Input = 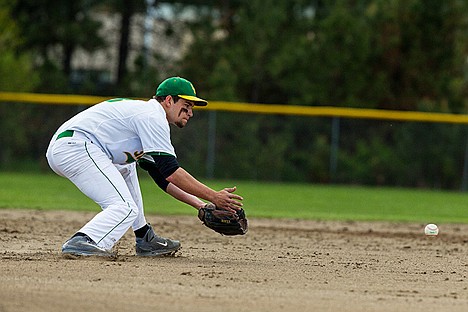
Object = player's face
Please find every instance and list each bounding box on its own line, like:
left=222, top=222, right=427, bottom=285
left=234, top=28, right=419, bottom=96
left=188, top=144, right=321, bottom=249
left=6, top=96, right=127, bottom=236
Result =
left=173, top=98, right=195, bottom=128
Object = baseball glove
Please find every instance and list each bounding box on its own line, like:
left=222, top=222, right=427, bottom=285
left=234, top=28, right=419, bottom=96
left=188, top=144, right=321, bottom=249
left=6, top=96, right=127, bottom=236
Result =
left=198, top=203, right=248, bottom=236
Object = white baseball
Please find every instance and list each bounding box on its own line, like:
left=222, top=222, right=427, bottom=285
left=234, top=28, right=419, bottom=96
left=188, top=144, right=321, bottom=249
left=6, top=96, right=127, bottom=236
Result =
left=424, top=224, right=439, bottom=236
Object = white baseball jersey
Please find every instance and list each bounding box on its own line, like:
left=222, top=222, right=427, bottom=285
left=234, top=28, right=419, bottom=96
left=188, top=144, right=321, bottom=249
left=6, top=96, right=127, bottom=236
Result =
left=54, top=98, right=176, bottom=164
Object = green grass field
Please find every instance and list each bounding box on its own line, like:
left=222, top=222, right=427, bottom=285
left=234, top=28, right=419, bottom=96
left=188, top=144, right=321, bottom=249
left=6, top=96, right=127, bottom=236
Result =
left=0, top=172, right=466, bottom=223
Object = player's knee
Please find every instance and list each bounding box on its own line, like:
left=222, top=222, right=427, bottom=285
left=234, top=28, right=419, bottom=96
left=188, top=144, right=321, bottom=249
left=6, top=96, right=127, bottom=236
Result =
left=102, top=201, right=139, bottom=223
left=115, top=163, right=137, bottom=179
left=126, top=201, right=139, bottom=218
left=112, top=201, right=139, bottom=222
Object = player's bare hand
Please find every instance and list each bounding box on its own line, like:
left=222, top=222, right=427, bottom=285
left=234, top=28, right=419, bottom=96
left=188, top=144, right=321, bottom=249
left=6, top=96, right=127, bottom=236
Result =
left=212, top=186, right=243, bottom=213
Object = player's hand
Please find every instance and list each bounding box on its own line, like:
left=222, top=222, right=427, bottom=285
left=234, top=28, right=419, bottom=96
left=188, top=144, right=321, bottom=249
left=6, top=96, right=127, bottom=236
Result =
left=212, top=186, right=243, bottom=213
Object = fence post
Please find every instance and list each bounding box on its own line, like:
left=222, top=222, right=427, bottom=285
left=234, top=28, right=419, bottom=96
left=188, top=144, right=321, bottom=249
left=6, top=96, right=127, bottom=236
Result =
left=330, top=117, right=340, bottom=183
left=462, top=131, right=468, bottom=192
left=206, top=111, right=217, bottom=179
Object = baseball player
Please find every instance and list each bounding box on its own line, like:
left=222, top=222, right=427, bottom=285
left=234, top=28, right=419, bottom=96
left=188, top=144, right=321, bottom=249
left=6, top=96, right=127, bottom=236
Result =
left=46, top=77, right=243, bottom=257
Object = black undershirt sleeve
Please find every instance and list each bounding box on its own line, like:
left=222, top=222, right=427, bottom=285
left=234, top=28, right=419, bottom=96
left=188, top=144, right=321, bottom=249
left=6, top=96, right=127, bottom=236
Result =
left=137, top=154, right=180, bottom=192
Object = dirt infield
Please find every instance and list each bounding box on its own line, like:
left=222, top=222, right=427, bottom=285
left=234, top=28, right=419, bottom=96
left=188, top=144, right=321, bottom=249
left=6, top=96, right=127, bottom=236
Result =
left=1, top=209, right=467, bottom=312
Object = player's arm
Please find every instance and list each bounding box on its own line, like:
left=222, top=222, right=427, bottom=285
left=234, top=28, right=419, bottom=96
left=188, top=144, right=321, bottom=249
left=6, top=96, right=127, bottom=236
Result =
left=167, top=167, right=243, bottom=212
left=166, top=183, right=206, bottom=209
left=138, top=155, right=205, bottom=209
left=142, top=153, right=243, bottom=212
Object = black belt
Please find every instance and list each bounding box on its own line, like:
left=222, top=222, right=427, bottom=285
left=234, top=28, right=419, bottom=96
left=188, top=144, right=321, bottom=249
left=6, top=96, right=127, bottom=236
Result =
left=56, top=130, right=74, bottom=140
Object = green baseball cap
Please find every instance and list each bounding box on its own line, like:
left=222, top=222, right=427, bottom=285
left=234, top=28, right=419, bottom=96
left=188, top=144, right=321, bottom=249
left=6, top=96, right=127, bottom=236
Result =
left=156, top=77, right=208, bottom=106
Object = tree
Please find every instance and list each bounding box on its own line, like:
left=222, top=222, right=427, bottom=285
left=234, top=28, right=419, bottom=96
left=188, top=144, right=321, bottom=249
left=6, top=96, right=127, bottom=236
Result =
left=103, top=0, right=146, bottom=88
left=12, top=0, right=105, bottom=92
left=367, top=0, right=468, bottom=112
left=0, top=0, right=38, bottom=92
left=0, top=0, right=39, bottom=167
left=170, top=0, right=468, bottom=187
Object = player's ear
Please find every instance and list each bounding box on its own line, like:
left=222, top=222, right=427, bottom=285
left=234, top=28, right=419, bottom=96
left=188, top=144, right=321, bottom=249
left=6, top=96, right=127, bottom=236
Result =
left=163, top=95, right=173, bottom=107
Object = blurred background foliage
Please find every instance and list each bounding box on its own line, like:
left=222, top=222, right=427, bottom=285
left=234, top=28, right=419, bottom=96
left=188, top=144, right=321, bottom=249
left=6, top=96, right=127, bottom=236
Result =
left=0, top=0, right=467, bottom=190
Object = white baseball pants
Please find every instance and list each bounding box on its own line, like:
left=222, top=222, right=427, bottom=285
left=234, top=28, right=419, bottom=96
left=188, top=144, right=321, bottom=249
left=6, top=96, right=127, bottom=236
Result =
left=46, top=131, right=147, bottom=250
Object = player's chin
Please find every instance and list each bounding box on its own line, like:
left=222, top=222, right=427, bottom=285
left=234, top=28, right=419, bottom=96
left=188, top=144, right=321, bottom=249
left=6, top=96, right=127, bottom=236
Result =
left=175, top=120, right=188, bottom=128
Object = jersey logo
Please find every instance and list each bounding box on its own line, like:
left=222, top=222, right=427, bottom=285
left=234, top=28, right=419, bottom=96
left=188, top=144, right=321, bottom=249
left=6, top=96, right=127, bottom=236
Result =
left=124, top=150, right=144, bottom=163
